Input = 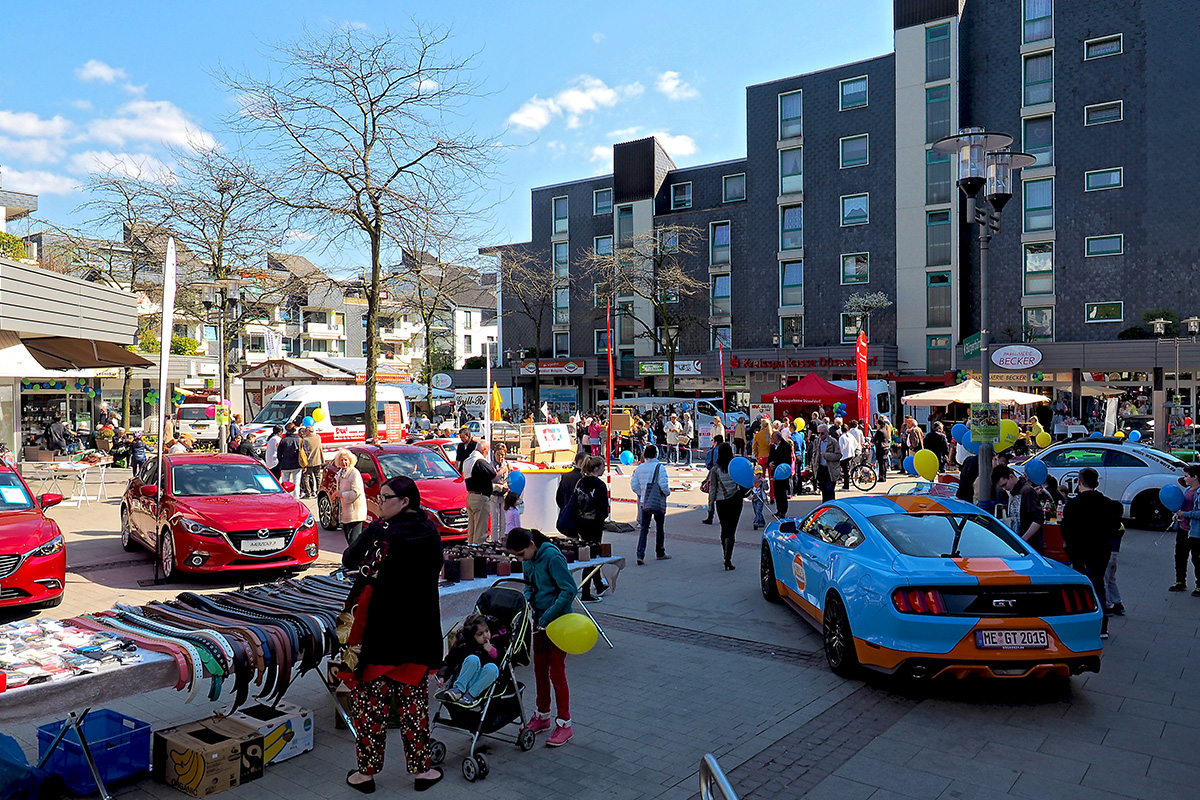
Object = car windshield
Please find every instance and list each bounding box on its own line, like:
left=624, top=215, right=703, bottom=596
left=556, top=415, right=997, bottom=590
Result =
left=0, top=474, right=33, bottom=511
left=378, top=451, right=460, bottom=480
left=177, top=407, right=209, bottom=421
left=872, top=513, right=1030, bottom=558
left=252, top=400, right=299, bottom=426
left=171, top=463, right=284, bottom=496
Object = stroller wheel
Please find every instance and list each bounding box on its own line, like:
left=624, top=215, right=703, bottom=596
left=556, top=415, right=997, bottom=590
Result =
left=475, top=753, right=490, bottom=779
left=429, top=740, right=446, bottom=766
left=462, top=756, right=478, bottom=782
left=518, top=727, right=536, bottom=751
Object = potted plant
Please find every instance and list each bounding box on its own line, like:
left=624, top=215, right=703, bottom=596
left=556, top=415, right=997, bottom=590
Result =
left=95, top=425, right=115, bottom=452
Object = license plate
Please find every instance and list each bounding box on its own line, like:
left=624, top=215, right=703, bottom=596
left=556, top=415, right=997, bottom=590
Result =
left=240, top=537, right=285, bottom=553
left=975, top=629, right=1049, bottom=649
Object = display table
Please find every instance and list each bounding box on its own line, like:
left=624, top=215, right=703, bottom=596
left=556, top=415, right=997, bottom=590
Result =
left=27, top=458, right=113, bottom=506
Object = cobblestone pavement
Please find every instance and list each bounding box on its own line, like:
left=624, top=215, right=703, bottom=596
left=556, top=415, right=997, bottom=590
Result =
left=5, top=466, right=1199, bottom=799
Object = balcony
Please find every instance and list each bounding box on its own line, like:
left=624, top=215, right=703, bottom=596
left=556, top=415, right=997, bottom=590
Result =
left=305, top=321, right=346, bottom=339
left=301, top=348, right=342, bottom=359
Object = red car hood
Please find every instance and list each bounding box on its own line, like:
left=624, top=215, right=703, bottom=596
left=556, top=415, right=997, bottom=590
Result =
left=173, top=493, right=309, bottom=530
left=415, top=478, right=468, bottom=510
left=0, top=511, right=59, bottom=553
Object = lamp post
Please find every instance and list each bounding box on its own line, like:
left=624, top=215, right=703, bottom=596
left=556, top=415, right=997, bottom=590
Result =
left=933, top=127, right=1036, bottom=507
left=201, top=279, right=241, bottom=452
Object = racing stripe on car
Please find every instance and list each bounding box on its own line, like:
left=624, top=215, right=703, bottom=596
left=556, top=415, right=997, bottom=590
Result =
left=884, top=495, right=952, bottom=514
left=777, top=581, right=824, bottom=625
left=953, top=557, right=1033, bottom=586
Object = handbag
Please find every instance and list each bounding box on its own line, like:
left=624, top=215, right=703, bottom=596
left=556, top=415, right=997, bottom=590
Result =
left=700, top=468, right=712, bottom=494
left=334, top=535, right=389, bottom=678
left=298, top=443, right=309, bottom=468
left=556, top=489, right=578, bottom=535
left=642, top=464, right=667, bottom=513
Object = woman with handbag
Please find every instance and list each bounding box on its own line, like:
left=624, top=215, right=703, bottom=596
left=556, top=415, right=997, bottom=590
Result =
left=341, top=475, right=445, bottom=793
left=334, top=449, right=367, bottom=546
left=710, top=443, right=745, bottom=570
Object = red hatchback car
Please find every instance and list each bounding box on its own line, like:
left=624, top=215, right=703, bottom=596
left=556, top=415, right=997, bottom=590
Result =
left=121, top=453, right=319, bottom=580
left=0, top=464, right=65, bottom=610
left=317, top=444, right=468, bottom=542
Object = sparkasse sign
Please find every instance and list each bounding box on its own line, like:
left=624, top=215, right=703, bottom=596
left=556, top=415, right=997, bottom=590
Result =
left=991, top=344, right=1043, bottom=370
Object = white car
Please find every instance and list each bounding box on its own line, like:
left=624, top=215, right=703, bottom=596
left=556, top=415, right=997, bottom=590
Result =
left=1016, top=440, right=1187, bottom=529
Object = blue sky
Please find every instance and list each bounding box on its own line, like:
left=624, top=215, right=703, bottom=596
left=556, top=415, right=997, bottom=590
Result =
left=0, top=0, right=894, bottom=272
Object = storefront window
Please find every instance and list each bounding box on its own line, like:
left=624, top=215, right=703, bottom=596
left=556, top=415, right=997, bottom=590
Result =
left=0, top=384, right=14, bottom=453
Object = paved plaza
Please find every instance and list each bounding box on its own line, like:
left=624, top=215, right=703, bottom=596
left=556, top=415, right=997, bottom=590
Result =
left=5, top=465, right=1200, bottom=799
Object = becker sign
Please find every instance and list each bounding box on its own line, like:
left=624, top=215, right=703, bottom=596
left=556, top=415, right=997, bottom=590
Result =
left=991, top=344, right=1043, bottom=370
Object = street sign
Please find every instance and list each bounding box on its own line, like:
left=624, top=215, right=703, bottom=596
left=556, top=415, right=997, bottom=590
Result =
left=963, top=332, right=982, bottom=360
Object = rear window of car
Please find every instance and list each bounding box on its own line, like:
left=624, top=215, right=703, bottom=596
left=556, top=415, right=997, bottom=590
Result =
left=0, top=473, right=33, bottom=510
left=872, top=513, right=1030, bottom=558
left=378, top=452, right=459, bottom=481
left=177, top=407, right=209, bottom=421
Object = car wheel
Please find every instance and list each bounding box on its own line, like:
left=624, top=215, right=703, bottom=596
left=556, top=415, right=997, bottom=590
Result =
left=120, top=506, right=139, bottom=552
left=1134, top=491, right=1171, bottom=531
left=160, top=528, right=176, bottom=580
left=317, top=493, right=338, bottom=531
left=760, top=542, right=780, bottom=603
left=823, top=594, right=858, bottom=677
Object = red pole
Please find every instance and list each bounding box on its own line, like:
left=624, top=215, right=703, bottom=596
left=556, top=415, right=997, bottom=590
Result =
left=606, top=297, right=614, bottom=467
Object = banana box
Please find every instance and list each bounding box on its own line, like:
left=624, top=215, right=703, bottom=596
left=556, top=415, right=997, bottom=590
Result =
left=152, top=717, right=264, bottom=797
left=226, top=701, right=314, bottom=765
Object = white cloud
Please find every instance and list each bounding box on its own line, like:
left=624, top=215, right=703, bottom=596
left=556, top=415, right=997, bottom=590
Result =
left=411, top=77, right=439, bottom=94
left=285, top=229, right=318, bottom=243
left=67, top=150, right=175, bottom=182
left=590, top=146, right=612, bottom=166
left=0, top=110, right=72, bottom=138
left=70, top=99, right=94, bottom=111
left=507, top=97, right=558, bottom=132
left=507, top=76, right=643, bottom=132
left=649, top=131, right=697, bottom=157
left=656, top=71, right=699, bottom=101
left=88, top=100, right=216, bottom=150
left=77, top=59, right=128, bottom=84
left=1, top=168, right=78, bottom=195
left=606, top=126, right=643, bottom=140
left=0, top=136, right=66, bottom=164
left=592, top=32, right=605, bottom=44
left=546, top=140, right=566, bottom=156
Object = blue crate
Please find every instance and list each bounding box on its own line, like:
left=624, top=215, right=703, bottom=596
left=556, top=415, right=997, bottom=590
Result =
left=37, top=709, right=151, bottom=795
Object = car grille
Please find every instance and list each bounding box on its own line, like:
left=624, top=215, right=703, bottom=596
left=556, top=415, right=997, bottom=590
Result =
left=939, top=585, right=1095, bottom=617
left=437, top=509, right=468, bottom=530
left=0, top=554, right=21, bottom=580
left=0, top=587, right=30, bottom=600
left=226, top=528, right=296, bottom=553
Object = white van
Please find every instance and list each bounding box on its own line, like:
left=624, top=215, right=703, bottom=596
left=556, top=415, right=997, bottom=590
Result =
left=175, top=404, right=221, bottom=443
left=598, top=396, right=749, bottom=448
left=829, top=379, right=894, bottom=425
left=242, top=384, right=411, bottom=452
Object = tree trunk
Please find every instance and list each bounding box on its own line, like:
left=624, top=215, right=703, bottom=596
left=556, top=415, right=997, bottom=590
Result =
left=121, top=367, right=133, bottom=428
left=666, top=339, right=676, bottom=396
left=365, top=233, right=381, bottom=440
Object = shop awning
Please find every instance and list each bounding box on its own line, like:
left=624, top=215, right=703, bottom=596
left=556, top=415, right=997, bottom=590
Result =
left=901, top=379, right=1048, bottom=406
left=21, top=336, right=153, bottom=371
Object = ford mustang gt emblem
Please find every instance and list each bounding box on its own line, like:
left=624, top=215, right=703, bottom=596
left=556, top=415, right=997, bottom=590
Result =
left=992, top=599, right=1016, bottom=608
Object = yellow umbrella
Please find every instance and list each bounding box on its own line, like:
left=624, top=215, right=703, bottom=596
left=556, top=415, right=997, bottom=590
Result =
left=490, top=382, right=503, bottom=421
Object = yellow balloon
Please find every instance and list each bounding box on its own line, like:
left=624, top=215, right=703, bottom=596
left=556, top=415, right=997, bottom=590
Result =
left=995, top=418, right=1020, bottom=452
left=544, top=613, right=599, bottom=655
left=1115, top=431, right=1126, bottom=439
left=312, top=407, right=327, bottom=422
left=795, top=418, right=805, bottom=432
left=913, top=449, right=940, bottom=482
left=1035, top=432, right=1052, bottom=448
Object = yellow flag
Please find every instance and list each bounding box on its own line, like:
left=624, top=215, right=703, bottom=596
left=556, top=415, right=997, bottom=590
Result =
left=491, top=382, right=503, bottom=421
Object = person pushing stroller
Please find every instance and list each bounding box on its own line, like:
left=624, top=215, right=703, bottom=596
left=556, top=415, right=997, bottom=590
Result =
left=435, top=614, right=503, bottom=706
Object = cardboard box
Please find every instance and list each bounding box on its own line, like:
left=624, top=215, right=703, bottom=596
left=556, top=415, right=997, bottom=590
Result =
left=23, top=447, right=55, bottom=462
left=226, top=702, right=313, bottom=765
left=153, top=717, right=263, bottom=797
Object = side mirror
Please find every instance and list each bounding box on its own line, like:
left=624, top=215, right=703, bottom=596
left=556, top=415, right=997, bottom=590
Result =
left=139, top=485, right=159, bottom=499
left=282, top=481, right=296, bottom=492
left=362, top=474, right=376, bottom=485
left=39, top=493, right=63, bottom=509
left=779, top=519, right=798, bottom=535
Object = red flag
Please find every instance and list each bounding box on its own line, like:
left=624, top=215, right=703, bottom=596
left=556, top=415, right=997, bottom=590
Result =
left=719, top=342, right=726, bottom=416
left=855, top=332, right=869, bottom=423
left=606, top=297, right=615, bottom=466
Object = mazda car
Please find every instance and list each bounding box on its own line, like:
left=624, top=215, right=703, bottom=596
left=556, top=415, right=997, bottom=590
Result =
left=0, top=465, right=65, bottom=610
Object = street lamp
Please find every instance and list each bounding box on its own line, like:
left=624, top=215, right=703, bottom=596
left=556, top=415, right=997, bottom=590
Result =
left=933, top=127, right=1036, bottom=508
left=201, top=279, right=241, bottom=452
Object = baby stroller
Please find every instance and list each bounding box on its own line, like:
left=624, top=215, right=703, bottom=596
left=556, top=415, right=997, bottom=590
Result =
left=429, top=579, right=534, bottom=782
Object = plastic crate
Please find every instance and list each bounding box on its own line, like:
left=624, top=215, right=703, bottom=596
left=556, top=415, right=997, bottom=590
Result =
left=38, top=709, right=151, bottom=795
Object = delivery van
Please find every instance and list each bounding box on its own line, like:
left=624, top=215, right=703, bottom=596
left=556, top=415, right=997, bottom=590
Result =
left=242, top=384, right=411, bottom=452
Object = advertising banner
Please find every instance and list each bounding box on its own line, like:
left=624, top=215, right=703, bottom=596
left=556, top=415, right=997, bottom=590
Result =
left=970, top=403, right=1001, bottom=443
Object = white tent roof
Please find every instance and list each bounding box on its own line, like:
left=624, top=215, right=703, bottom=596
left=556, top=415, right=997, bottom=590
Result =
left=902, top=379, right=1049, bottom=406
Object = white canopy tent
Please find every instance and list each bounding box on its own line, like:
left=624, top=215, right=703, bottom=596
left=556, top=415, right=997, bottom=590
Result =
left=902, top=379, right=1049, bottom=406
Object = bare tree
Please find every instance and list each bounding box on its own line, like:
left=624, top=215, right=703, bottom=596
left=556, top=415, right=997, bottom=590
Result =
left=842, top=291, right=894, bottom=342
left=582, top=224, right=709, bottom=395
left=488, top=243, right=552, bottom=407
left=219, top=23, right=497, bottom=439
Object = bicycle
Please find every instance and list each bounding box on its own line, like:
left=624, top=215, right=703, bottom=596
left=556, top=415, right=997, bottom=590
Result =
left=848, top=450, right=878, bottom=492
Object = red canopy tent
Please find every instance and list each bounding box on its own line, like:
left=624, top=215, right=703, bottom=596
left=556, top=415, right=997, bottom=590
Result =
left=761, top=373, right=859, bottom=418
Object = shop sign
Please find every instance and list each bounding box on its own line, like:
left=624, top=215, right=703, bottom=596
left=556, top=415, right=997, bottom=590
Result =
left=730, top=355, right=878, bottom=370
left=970, top=403, right=1001, bottom=443
left=519, top=360, right=584, bottom=376
left=749, top=402, right=775, bottom=420
left=963, top=332, right=982, bottom=360
left=638, top=359, right=702, bottom=376
left=991, top=344, right=1042, bottom=370
left=93, top=368, right=122, bottom=378
left=356, top=371, right=413, bottom=384
left=432, top=372, right=453, bottom=389
left=674, top=375, right=745, bottom=390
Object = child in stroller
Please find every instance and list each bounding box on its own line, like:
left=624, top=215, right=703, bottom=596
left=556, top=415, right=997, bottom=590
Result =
left=435, top=614, right=502, bottom=706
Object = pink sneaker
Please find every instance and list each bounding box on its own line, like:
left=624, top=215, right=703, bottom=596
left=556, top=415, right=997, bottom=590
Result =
left=546, top=720, right=573, bottom=747
left=526, top=714, right=553, bottom=734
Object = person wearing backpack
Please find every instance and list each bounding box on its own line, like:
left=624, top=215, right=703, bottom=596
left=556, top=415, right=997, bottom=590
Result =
left=630, top=444, right=672, bottom=566
left=573, top=456, right=610, bottom=601
left=555, top=451, right=588, bottom=537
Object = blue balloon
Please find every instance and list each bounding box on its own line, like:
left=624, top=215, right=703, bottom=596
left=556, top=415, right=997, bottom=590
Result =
left=951, top=423, right=969, bottom=443
left=1024, top=458, right=1048, bottom=485
left=1129, top=430, right=1142, bottom=442
left=903, top=455, right=917, bottom=476
left=620, top=450, right=635, bottom=465
left=774, top=463, right=793, bottom=481
left=681, top=402, right=690, bottom=411
left=962, top=429, right=981, bottom=455
left=508, top=469, right=526, bottom=496
left=302, top=415, right=315, bottom=427
left=1089, top=431, right=1102, bottom=438
left=729, top=456, right=755, bottom=488
left=1160, top=483, right=1185, bottom=513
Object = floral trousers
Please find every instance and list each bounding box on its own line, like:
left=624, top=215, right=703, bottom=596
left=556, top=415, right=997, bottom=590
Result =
left=350, top=675, right=432, bottom=775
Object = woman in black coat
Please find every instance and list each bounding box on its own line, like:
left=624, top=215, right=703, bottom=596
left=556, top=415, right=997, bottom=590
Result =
left=342, top=475, right=445, bottom=793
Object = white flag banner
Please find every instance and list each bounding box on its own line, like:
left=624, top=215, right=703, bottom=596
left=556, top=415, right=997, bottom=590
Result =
left=265, top=329, right=284, bottom=359
left=540, top=402, right=549, bottom=420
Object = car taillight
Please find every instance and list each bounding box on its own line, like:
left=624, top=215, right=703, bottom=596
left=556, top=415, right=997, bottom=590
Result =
left=1061, top=586, right=1097, bottom=614
left=892, top=588, right=947, bottom=615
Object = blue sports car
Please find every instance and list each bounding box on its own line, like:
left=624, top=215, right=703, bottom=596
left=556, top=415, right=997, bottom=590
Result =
left=760, top=494, right=1103, bottom=679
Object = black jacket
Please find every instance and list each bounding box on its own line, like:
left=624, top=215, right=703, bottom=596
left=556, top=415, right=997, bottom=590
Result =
left=556, top=468, right=582, bottom=509
left=342, top=511, right=445, bottom=669
left=276, top=433, right=303, bottom=470
left=455, top=439, right=476, bottom=471
left=573, top=475, right=610, bottom=539
left=465, top=457, right=497, bottom=495
left=956, top=456, right=978, bottom=503
left=768, top=440, right=793, bottom=473
left=1061, top=489, right=1121, bottom=564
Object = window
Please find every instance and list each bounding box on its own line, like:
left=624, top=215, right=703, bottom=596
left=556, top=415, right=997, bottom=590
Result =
left=594, top=329, right=609, bottom=353
left=1084, top=101, right=1123, bottom=126
left=926, top=150, right=952, bottom=204
left=780, top=205, right=803, bottom=250
left=463, top=334, right=473, bottom=351
left=361, top=341, right=368, bottom=356
left=616, top=205, right=634, bottom=246
left=781, top=316, right=804, bottom=348
left=926, top=23, right=951, bottom=82
left=927, top=335, right=952, bottom=374
left=361, top=317, right=368, bottom=329
left=593, top=282, right=605, bottom=308
left=1040, top=447, right=1105, bottom=469
left=840, top=135, right=868, bottom=169
left=552, top=196, right=568, bottom=235
left=593, top=188, right=612, bottom=214
left=779, top=90, right=803, bottom=139
left=658, top=229, right=679, bottom=253
left=671, top=182, right=692, bottom=210
left=926, top=85, right=950, bottom=143
left=1085, top=234, right=1124, bottom=256
left=840, top=76, right=868, bottom=110
left=841, top=193, right=869, bottom=226
left=1023, top=115, right=1054, bottom=167
left=1085, top=167, right=1123, bottom=191
left=1023, top=178, right=1054, bottom=232
left=463, top=311, right=472, bottom=329
left=1085, top=34, right=1122, bottom=60
left=1024, top=243, right=1054, bottom=295
left=780, top=147, right=803, bottom=194
left=840, top=313, right=868, bottom=344
left=927, top=271, right=952, bottom=327
left=1024, top=0, right=1052, bottom=42
left=1024, top=307, right=1054, bottom=342
left=594, top=235, right=613, bottom=256
left=554, top=287, right=569, bottom=324
left=1023, top=52, right=1053, bottom=106
left=841, top=253, right=869, bottom=285
left=553, top=241, right=569, bottom=278
left=617, top=301, right=634, bottom=345
left=307, top=338, right=329, bottom=353
left=1086, top=301, right=1124, bottom=323
left=248, top=335, right=265, bottom=351
left=655, top=326, right=678, bottom=354
left=710, top=221, right=730, bottom=265
left=723, top=173, right=746, bottom=202
left=926, top=210, right=951, bottom=265
left=780, top=261, right=804, bottom=307
left=553, top=332, right=569, bottom=357
left=712, top=326, right=732, bottom=349
left=711, top=274, right=731, bottom=317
